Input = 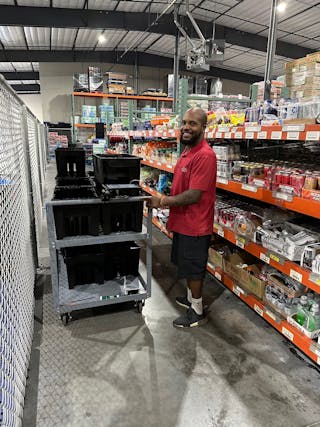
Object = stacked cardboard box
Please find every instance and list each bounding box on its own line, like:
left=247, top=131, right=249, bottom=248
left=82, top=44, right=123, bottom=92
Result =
left=106, top=72, right=127, bottom=94
left=253, top=80, right=285, bottom=101
left=286, top=52, right=320, bottom=100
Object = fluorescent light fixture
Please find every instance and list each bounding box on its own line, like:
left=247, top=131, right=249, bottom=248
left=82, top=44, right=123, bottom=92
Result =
left=98, top=34, right=106, bottom=43
left=277, top=2, right=286, bottom=12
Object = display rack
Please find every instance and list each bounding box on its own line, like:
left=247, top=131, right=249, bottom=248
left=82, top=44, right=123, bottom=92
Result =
left=140, top=146, right=320, bottom=365
left=46, top=198, right=153, bottom=323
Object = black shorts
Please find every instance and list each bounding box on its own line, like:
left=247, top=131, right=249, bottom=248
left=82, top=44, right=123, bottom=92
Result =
left=171, top=232, right=211, bottom=280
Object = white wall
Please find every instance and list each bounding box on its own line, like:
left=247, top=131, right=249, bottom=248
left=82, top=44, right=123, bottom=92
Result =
left=39, top=62, right=250, bottom=123
left=19, top=94, right=43, bottom=122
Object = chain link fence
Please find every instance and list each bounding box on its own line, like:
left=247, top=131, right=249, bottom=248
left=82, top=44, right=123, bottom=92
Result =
left=0, top=76, right=47, bottom=427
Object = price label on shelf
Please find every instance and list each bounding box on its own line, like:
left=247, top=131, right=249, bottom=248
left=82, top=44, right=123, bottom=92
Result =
left=282, top=327, right=294, bottom=341
left=310, top=343, right=320, bottom=357
left=246, top=126, right=260, bottom=132
left=287, top=131, right=300, bottom=140
left=214, top=223, right=222, bottom=231
left=317, top=357, right=320, bottom=366
left=224, top=132, right=231, bottom=139
left=162, top=132, right=167, bottom=137
left=254, top=304, right=264, bottom=317
left=245, top=132, right=254, bottom=139
left=260, top=253, right=270, bottom=264
left=217, top=177, right=229, bottom=185
left=257, top=131, right=267, bottom=139
left=217, top=229, right=224, bottom=238
left=215, top=271, right=222, bottom=281
left=271, top=131, right=282, bottom=139
left=241, top=184, right=257, bottom=193
left=157, top=162, right=162, bottom=166
left=306, top=131, right=320, bottom=141
left=265, top=310, right=277, bottom=322
left=207, top=132, right=213, bottom=139
left=269, top=253, right=280, bottom=263
left=167, top=165, right=173, bottom=169
left=290, top=269, right=303, bottom=283
left=274, top=192, right=293, bottom=202
left=236, top=239, right=245, bottom=249
left=284, top=124, right=304, bottom=132
left=235, top=132, right=243, bottom=139
left=216, top=132, right=222, bottom=138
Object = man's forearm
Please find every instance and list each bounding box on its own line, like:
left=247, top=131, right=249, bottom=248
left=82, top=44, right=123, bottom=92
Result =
left=161, top=189, right=202, bottom=207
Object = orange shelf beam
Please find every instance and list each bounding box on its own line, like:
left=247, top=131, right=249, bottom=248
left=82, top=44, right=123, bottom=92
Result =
left=141, top=159, right=175, bottom=173
left=213, top=224, right=320, bottom=294
left=73, top=92, right=173, bottom=102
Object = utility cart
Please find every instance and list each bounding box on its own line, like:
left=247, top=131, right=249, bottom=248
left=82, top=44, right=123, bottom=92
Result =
left=46, top=196, right=152, bottom=325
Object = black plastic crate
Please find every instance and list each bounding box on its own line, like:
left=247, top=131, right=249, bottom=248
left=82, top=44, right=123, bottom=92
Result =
left=53, top=186, right=98, bottom=200
left=62, top=245, right=104, bottom=288
left=101, top=184, right=142, bottom=201
left=102, top=201, right=143, bottom=234
left=56, top=176, right=92, bottom=187
left=53, top=204, right=100, bottom=239
left=103, top=242, right=140, bottom=280
left=93, top=154, right=141, bottom=185
left=55, top=148, right=86, bottom=177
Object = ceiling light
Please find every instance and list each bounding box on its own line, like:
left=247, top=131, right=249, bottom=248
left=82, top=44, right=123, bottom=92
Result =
left=277, top=2, right=286, bottom=13
left=98, top=34, right=106, bottom=43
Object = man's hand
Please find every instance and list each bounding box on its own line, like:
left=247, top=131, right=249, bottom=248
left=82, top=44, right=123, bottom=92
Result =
left=146, top=196, right=161, bottom=209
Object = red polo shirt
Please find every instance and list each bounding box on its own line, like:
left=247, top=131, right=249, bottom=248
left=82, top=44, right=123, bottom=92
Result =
left=167, top=139, right=217, bottom=236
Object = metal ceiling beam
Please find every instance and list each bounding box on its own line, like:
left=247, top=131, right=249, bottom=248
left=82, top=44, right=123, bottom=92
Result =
left=1, top=71, right=39, bottom=80
left=0, top=5, right=314, bottom=59
left=0, top=50, right=260, bottom=83
left=11, top=83, right=40, bottom=92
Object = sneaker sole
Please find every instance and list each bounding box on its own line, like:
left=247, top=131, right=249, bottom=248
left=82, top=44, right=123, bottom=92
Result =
left=173, top=317, right=208, bottom=328
left=175, top=300, right=191, bottom=309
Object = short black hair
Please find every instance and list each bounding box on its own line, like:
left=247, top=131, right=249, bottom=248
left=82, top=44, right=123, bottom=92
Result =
left=185, top=108, right=207, bottom=127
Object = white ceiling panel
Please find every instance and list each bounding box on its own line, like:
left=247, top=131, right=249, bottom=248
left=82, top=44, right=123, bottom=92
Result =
left=75, top=28, right=102, bottom=49
left=115, top=31, right=161, bottom=50
left=53, top=0, right=86, bottom=7
left=51, top=28, right=78, bottom=49
left=236, top=21, right=267, bottom=33
left=0, top=63, right=14, bottom=71
left=82, top=0, right=114, bottom=9
left=299, top=39, right=320, bottom=49
left=95, top=29, right=128, bottom=50
left=0, top=26, right=26, bottom=49
left=145, top=34, right=175, bottom=54
left=215, top=15, right=248, bottom=30
left=277, top=33, right=309, bottom=45
left=32, top=62, right=39, bottom=70
left=296, top=23, right=320, bottom=39
left=21, top=80, right=39, bottom=84
left=0, top=0, right=14, bottom=4
left=278, top=8, right=320, bottom=32
left=18, top=0, right=50, bottom=5
left=116, top=1, right=148, bottom=12
left=201, top=1, right=230, bottom=13
left=12, top=62, right=33, bottom=70
left=24, top=27, right=50, bottom=49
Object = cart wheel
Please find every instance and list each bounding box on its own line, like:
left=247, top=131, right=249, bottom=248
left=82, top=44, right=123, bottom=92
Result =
left=61, top=313, right=71, bottom=326
left=136, top=301, right=144, bottom=313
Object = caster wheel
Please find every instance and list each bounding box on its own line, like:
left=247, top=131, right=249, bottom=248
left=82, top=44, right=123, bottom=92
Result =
left=136, top=301, right=144, bottom=313
left=61, top=313, right=71, bottom=326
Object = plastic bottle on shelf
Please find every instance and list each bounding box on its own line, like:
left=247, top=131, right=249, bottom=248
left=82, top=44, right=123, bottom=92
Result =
left=296, top=295, right=309, bottom=326
left=305, top=303, right=320, bottom=332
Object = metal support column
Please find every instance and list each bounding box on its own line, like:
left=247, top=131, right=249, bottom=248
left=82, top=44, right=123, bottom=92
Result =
left=173, top=31, right=180, bottom=111
left=263, top=0, right=279, bottom=100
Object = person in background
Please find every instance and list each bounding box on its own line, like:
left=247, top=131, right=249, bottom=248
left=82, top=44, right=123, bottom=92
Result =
left=149, top=108, right=217, bottom=328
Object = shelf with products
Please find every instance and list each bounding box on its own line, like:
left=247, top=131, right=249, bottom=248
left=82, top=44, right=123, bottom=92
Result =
left=139, top=156, right=320, bottom=219
left=73, top=92, right=174, bottom=102
left=144, top=203, right=320, bottom=365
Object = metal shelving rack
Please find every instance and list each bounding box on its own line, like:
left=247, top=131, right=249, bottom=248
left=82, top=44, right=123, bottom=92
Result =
left=46, top=198, right=153, bottom=324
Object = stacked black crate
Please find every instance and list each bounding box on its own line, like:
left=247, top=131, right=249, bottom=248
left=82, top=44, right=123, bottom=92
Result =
left=93, top=154, right=143, bottom=285
left=53, top=147, right=103, bottom=286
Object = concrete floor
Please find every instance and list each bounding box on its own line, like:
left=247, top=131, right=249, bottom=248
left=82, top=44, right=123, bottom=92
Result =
left=22, top=162, right=320, bottom=427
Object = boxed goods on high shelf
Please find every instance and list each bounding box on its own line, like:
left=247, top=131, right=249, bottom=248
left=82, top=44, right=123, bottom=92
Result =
left=88, top=67, right=103, bottom=93
left=251, top=80, right=286, bottom=102
left=99, top=104, right=115, bottom=124
left=286, top=52, right=320, bottom=100
left=81, top=105, right=97, bottom=124
left=105, top=72, right=127, bottom=95
left=73, top=73, right=89, bottom=92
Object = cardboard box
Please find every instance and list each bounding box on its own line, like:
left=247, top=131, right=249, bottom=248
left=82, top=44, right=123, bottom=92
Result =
left=223, top=253, right=246, bottom=283
left=240, top=264, right=266, bottom=300
left=208, top=245, right=224, bottom=269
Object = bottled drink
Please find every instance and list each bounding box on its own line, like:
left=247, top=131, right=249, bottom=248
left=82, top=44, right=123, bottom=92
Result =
left=296, top=295, right=308, bottom=326
left=306, top=303, right=320, bottom=332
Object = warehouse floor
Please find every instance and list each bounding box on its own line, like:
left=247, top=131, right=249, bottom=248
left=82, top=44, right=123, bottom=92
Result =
left=22, top=162, right=320, bottom=427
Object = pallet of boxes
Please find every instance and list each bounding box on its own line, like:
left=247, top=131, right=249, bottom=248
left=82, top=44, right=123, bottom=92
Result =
left=46, top=147, right=152, bottom=325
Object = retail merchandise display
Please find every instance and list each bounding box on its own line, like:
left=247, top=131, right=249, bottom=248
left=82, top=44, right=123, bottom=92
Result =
left=88, top=67, right=103, bottom=93
left=133, top=141, right=178, bottom=166
left=48, top=131, right=68, bottom=157
left=105, top=72, right=128, bottom=95
left=81, top=105, right=97, bottom=124
left=99, top=104, right=115, bottom=124
left=252, top=80, right=286, bottom=101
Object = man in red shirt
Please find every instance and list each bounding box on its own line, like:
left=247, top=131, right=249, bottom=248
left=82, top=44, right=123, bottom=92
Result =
left=150, top=108, right=217, bottom=328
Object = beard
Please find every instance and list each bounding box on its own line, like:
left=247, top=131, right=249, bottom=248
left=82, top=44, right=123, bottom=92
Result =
left=180, top=132, right=202, bottom=146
